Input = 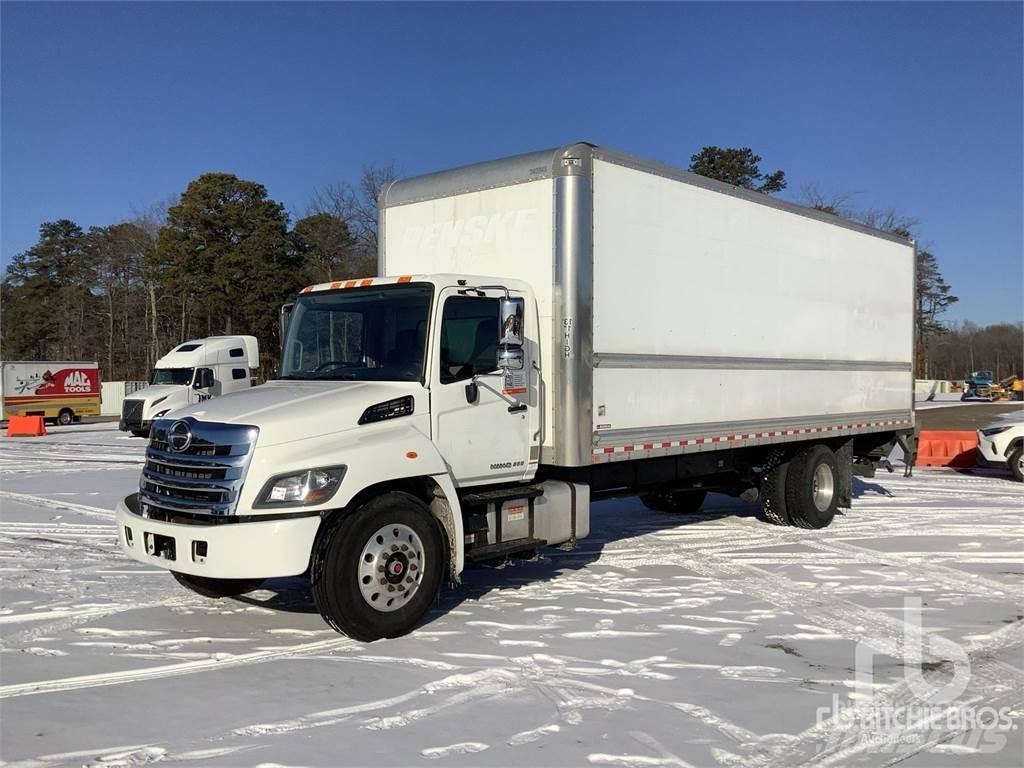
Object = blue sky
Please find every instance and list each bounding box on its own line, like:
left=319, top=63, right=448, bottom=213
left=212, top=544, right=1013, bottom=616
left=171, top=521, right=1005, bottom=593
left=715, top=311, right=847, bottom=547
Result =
left=2, top=2, right=1021, bottom=324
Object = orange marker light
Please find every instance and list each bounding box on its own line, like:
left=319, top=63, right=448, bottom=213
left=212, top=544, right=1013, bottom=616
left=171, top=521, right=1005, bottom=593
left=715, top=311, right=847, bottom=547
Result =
left=397, top=275, right=412, bottom=283
left=405, top=451, right=418, bottom=459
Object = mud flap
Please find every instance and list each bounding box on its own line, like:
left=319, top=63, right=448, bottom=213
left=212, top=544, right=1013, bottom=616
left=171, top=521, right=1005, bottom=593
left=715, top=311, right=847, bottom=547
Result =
left=896, top=429, right=919, bottom=477
left=836, top=439, right=853, bottom=509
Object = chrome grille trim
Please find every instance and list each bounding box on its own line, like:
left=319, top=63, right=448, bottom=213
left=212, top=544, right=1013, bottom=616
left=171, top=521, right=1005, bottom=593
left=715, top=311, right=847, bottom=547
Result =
left=139, top=417, right=258, bottom=518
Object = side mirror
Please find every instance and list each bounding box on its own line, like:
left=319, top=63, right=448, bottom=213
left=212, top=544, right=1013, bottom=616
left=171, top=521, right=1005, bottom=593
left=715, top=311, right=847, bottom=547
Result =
left=193, top=368, right=214, bottom=390
left=499, top=297, right=525, bottom=347
left=497, top=347, right=524, bottom=371
left=498, top=296, right=525, bottom=373
left=280, top=303, right=294, bottom=352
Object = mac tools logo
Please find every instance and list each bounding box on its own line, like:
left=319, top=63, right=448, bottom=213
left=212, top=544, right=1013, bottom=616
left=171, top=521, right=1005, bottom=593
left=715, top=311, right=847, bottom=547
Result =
left=64, top=370, right=92, bottom=393
left=399, top=208, right=538, bottom=259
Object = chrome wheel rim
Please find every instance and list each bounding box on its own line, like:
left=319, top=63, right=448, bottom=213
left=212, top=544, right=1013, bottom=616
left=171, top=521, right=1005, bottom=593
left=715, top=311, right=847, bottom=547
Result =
left=358, top=523, right=425, bottom=612
left=812, top=463, right=835, bottom=512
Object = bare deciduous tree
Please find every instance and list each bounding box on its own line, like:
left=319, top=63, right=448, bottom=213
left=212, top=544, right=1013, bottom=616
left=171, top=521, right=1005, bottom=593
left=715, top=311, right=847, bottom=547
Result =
left=309, top=161, right=397, bottom=266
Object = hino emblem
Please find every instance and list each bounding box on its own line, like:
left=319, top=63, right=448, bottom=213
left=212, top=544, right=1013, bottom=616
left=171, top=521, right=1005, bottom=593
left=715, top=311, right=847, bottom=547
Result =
left=167, top=420, right=193, bottom=453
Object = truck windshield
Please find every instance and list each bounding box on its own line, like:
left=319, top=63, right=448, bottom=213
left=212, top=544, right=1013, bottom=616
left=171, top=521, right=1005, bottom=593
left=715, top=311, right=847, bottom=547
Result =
left=279, top=284, right=432, bottom=382
left=150, top=368, right=195, bottom=386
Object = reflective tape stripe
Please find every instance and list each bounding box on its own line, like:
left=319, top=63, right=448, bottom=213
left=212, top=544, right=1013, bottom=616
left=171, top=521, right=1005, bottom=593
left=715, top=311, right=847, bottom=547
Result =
left=593, top=418, right=913, bottom=460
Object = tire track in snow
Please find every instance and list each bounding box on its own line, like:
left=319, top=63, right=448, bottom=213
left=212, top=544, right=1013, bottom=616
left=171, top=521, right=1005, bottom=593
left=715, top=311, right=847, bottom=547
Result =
left=0, top=490, right=115, bottom=520
left=0, top=635, right=358, bottom=699
left=752, top=620, right=1024, bottom=767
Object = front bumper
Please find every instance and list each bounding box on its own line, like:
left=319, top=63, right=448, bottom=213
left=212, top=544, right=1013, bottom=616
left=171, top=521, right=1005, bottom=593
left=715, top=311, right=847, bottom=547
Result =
left=116, top=495, right=322, bottom=579
left=976, top=431, right=1008, bottom=468
left=119, top=419, right=150, bottom=433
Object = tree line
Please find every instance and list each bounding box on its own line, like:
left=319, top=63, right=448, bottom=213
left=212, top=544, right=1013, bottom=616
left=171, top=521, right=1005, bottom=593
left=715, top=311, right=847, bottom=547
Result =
left=2, top=147, right=1017, bottom=383
left=1, top=165, right=392, bottom=379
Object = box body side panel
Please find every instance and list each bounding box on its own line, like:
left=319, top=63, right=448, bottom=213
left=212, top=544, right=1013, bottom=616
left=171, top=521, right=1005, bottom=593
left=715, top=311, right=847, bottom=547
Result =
left=591, top=158, right=913, bottom=448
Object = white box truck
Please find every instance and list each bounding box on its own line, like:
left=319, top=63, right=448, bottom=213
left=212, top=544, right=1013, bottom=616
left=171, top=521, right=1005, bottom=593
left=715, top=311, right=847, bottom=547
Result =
left=2, top=361, right=101, bottom=425
left=119, top=336, right=259, bottom=437
left=115, top=144, right=915, bottom=640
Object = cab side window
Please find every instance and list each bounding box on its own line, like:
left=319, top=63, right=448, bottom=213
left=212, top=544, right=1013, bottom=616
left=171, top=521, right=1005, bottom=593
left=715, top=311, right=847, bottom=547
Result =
left=439, top=297, right=499, bottom=384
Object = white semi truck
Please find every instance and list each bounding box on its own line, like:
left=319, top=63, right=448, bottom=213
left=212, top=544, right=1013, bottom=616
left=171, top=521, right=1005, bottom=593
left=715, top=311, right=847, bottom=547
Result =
left=116, top=144, right=915, bottom=640
left=119, top=336, right=259, bottom=437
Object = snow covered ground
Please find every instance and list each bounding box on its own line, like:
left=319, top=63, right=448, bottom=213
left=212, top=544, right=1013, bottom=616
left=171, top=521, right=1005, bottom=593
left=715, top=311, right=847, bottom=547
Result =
left=1, top=423, right=1021, bottom=767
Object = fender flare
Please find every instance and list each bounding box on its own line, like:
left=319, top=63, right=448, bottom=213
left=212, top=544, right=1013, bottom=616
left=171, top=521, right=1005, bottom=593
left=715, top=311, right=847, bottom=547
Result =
left=427, top=472, right=465, bottom=580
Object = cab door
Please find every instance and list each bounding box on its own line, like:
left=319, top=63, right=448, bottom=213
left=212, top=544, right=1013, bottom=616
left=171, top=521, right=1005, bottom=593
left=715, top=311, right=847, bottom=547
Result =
left=189, top=368, right=214, bottom=405
left=430, top=288, right=534, bottom=486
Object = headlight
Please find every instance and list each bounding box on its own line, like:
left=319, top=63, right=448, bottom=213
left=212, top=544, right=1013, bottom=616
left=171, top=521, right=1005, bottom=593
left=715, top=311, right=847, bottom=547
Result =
left=255, top=466, right=345, bottom=508
left=981, top=426, right=1011, bottom=437
left=153, top=409, right=171, bottom=419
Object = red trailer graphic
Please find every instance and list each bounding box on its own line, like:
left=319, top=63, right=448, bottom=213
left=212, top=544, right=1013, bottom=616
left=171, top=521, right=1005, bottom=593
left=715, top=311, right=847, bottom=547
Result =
left=1, top=362, right=102, bottom=425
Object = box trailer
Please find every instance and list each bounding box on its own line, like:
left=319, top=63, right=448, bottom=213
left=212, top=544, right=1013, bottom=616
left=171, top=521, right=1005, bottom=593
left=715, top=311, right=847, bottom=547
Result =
left=115, top=143, right=915, bottom=640
left=1, top=361, right=101, bottom=425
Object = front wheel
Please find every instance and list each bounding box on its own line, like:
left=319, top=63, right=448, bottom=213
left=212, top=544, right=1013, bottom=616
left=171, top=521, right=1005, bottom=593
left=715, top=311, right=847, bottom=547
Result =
left=57, top=408, right=74, bottom=426
left=1009, top=447, right=1024, bottom=482
left=172, top=572, right=264, bottom=598
left=311, top=492, right=445, bottom=641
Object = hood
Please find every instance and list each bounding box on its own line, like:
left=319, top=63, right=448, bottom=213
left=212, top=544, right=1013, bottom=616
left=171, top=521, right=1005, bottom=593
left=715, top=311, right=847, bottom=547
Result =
left=128, top=385, right=190, bottom=408
left=169, top=380, right=425, bottom=447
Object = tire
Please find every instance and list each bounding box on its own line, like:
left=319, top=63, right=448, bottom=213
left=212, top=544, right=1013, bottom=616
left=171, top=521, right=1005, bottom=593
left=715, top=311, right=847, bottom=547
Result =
left=57, top=408, right=74, bottom=426
left=1009, top=447, right=1024, bottom=483
left=131, top=429, right=150, bottom=438
left=785, top=444, right=839, bottom=529
left=311, top=491, right=445, bottom=641
left=761, top=460, right=791, bottom=526
left=639, top=489, right=707, bottom=514
left=172, top=572, right=264, bottom=598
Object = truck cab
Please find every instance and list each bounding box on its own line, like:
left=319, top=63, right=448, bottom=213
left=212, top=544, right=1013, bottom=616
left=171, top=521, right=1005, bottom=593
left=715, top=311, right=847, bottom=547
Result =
left=119, top=336, right=259, bottom=437
left=115, top=275, right=581, bottom=640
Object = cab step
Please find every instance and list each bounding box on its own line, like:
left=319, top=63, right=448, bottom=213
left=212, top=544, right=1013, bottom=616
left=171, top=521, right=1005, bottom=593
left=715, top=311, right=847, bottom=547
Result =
left=465, top=536, right=546, bottom=563
left=459, top=484, right=544, bottom=507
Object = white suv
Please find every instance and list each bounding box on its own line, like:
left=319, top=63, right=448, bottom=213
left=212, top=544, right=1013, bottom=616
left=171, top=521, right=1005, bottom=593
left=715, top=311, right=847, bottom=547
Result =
left=977, top=419, right=1024, bottom=482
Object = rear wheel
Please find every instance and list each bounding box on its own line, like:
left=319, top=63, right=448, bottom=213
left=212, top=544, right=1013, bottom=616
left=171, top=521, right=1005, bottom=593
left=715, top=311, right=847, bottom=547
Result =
left=57, top=408, right=74, bottom=426
left=172, top=572, right=264, bottom=598
left=639, top=489, right=707, bottom=514
left=1009, top=447, right=1023, bottom=482
left=785, top=444, right=839, bottom=529
left=311, top=492, right=445, bottom=641
left=760, top=459, right=791, bottom=526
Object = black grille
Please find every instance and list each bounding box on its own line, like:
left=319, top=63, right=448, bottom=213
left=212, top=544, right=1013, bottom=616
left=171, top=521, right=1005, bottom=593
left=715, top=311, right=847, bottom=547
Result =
left=122, top=399, right=144, bottom=424
left=138, top=418, right=257, bottom=518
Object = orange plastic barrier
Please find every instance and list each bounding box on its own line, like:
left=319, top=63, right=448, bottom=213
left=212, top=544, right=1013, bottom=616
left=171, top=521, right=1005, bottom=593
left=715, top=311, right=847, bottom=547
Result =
left=914, top=430, right=977, bottom=468
left=6, top=415, right=47, bottom=437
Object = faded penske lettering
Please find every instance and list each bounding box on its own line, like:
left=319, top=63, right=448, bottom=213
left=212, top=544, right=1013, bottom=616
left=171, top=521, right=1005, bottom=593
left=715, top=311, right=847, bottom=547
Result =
left=400, top=208, right=538, bottom=258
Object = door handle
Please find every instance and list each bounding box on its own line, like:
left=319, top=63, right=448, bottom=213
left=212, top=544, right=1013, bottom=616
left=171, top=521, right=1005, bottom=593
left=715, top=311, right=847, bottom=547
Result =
left=507, top=403, right=527, bottom=414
